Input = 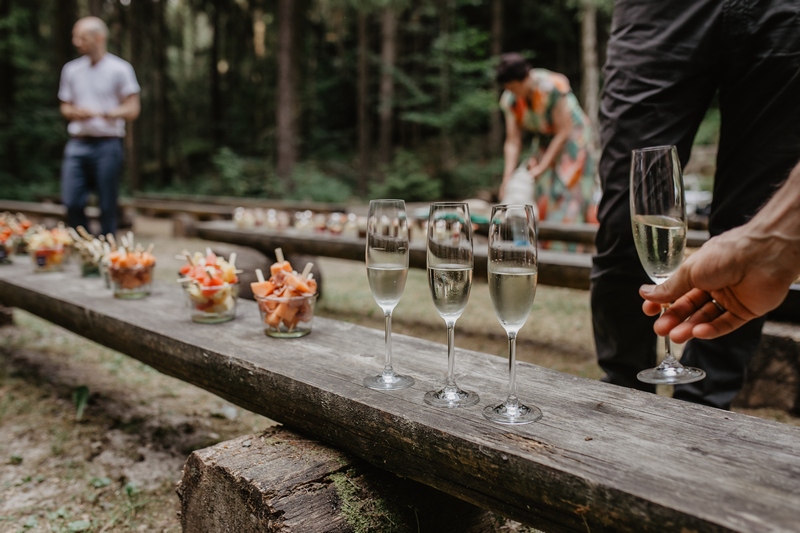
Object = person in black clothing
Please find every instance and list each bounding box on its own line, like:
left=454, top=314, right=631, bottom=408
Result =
left=591, top=0, right=800, bottom=409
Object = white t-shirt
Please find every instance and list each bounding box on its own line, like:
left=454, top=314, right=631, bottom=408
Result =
left=58, top=53, right=140, bottom=138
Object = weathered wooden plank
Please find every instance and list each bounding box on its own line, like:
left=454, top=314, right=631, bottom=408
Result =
left=133, top=193, right=349, bottom=214
left=537, top=221, right=708, bottom=248
left=1, top=260, right=799, bottom=532
left=177, top=428, right=496, bottom=532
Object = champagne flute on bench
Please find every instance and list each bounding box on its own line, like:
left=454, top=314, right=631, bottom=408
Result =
left=630, top=145, right=705, bottom=385
left=424, top=202, right=479, bottom=408
left=364, top=199, right=415, bottom=390
left=484, top=204, right=543, bottom=424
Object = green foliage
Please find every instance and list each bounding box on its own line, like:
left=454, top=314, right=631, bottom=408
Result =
left=289, top=162, right=353, bottom=203
left=207, top=147, right=286, bottom=198
left=694, top=107, right=720, bottom=146
left=370, top=150, right=441, bottom=201
left=72, top=386, right=89, bottom=421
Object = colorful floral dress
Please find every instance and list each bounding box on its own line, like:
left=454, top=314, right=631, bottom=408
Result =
left=499, top=69, right=598, bottom=225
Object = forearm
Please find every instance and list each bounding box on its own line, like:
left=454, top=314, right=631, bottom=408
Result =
left=106, top=98, right=140, bottom=121
left=502, top=140, right=521, bottom=181
left=60, top=102, right=92, bottom=121
left=537, top=131, right=569, bottom=170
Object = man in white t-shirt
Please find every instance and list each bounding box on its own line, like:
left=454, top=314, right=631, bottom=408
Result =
left=58, top=16, right=140, bottom=235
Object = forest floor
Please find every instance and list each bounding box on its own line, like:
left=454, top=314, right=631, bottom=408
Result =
left=1, top=218, right=798, bottom=533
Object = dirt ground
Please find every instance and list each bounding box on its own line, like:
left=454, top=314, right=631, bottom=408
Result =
left=1, top=219, right=797, bottom=532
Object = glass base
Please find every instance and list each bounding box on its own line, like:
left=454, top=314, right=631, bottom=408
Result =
left=424, top=386, right=479, bottom=408
left=637, top=366, right=706, bottom=385
left=114, top=289, right=151, bottom=300
left=191, top=313, right=236, bottom=324
left=363, top=373, right=415, bottom=391
left=265, top=328, right=310, bottom=338
left=483, top=402, right=542, bottom=425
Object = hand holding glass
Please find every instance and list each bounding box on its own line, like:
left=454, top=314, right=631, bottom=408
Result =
left=485, top=205, right=543, bottom=424
left=425, top=203, right=479, bottom=408
left=630, top=145, right=705, bottom=384
left=364, top=199, right=415, bottom=390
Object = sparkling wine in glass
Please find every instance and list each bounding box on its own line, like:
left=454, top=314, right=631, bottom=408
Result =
left=364, top=199, right=415, bottom=390
left=424, top=203, right=479, bottom=408
left=631, top=145, right=705, bottom=385
left=484, top=205, right=543, bottom=424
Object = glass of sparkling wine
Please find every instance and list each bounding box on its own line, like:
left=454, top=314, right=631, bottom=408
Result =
left=364, top=199, right=415, bottom=390
left=630, top=145, right=706, bottom=385
left=484, top=205, right=543, bottom=424
left=424, top=202, right=479, bottom=408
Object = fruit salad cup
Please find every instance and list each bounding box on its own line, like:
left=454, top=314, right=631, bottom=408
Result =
left=109, top=263, right=154, bottom=299
left=256, top=292, right=316, bottom=338
left=184, top=281, right=239, bottom=324
left=31, top=244, right=66, bottom=272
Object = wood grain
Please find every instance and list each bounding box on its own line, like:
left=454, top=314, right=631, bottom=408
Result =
left=1, top=260, right=799, bottom=532
left=177, top=428, right=494, bottom=532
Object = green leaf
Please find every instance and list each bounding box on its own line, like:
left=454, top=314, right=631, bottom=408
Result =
left=68, top=520, right=91, bottom=532
left=8, top=455, right=22, bottom=465
left=90, top=476, right=112, bottom=488
left=72, top=386, right=89, bottom=421
left=24, top=516, right=37, bottom=529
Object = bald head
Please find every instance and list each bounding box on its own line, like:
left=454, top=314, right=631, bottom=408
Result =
left=72, top=17, right=108, bottom=61
left=75, top=17, right=108, bottom=38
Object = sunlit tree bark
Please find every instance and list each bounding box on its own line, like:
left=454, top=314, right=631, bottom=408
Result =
left=276, top=0, right=296, bottom=183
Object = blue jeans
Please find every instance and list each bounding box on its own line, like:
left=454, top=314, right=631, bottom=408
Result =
left=60, top=138, right=123, bottom=236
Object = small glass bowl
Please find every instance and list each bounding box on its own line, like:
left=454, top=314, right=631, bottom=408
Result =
left=31, top=245, right=66, bottom=272
left=183, top=282, right=239, bottom=324
left=80, top=259, right=102, bottom=278
left=256, top=293, right=317, bottom=338
left=0, top=238, right=13, bottom=264
left=109, top=263, right=154, bottom=299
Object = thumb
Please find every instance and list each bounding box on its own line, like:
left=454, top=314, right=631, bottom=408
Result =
left=639, top=266, right=694, bottom=304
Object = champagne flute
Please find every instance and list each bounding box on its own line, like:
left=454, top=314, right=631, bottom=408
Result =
left=630, top=145, right=706, bottom=384
left=364, top=199, right=415, bottom=390
left=424, top=203, right=479, bottom=408
left=484, top=205, right=543, bottom=424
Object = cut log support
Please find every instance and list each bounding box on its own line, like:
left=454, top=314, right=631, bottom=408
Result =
left=177, top=428, right=496, bottom=533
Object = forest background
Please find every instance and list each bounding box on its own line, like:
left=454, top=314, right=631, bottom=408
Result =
left=0, top=0, right=720, bottom=204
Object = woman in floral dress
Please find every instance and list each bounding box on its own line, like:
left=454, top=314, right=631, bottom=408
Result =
left=496, top=53, right=598, bottom=227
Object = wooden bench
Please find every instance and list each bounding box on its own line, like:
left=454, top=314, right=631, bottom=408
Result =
left=0, top=199, right=133, bottom=229
left=1, top=259, right=798, bottom=532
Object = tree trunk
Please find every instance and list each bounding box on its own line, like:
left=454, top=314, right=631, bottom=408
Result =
left=125, top=0, right=141, bottom=192
left=210, top=0, right=223, bottom=149
left=276, top=0, right=296, bottom=185
left=54, top=0, right=78, bottom=71
left=580, top=0, right=599, bottom=134
left=0, top=0, right=15, bottom=176
left=154, top=0, right=169, bottom=185
left=488, top=0, right=503, bottom=155
left=88, top=0, right=102, bottom=17
left=356, top=10, right=370, bottom=195
left=378, top=6, right=397, bottom=171
left=439, top=0, right=455, bottom=173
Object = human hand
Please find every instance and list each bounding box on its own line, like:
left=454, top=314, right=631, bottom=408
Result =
left=639, top=225, right=797, bottom=342
left=526, top=157, right=544, bottom=180
left=73, top=107, right=98, bottom=120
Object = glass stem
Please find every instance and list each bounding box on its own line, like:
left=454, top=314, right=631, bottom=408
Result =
left=506, top=331, right=519, bottom=406
left=661, top=306, right=678, bottom=365
left=383, top=310, right=394, bottom=375
left=445, top=321, right=456, bottom=388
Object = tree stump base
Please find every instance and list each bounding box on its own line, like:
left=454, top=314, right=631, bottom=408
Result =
left=177, top=427, right=497, bottom=533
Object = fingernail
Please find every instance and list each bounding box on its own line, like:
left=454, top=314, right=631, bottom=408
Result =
left=640, top=285, right=655, bottom=295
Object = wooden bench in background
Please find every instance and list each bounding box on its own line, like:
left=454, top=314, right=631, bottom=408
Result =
left=1, top=260, right=799, bottom=532
left=0, top=199, right=133, bottom=230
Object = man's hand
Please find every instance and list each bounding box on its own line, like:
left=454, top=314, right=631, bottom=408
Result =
left=640, top=225, right=798, bottom=343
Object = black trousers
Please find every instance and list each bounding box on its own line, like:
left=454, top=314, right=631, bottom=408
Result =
left=591, top=0, right=800, bottom=409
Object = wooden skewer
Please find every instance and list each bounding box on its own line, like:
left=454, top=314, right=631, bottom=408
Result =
left=301, top=262, right=314, bottom=280
left=229, top=252, right=237, bottom=268
left=275, top=247, right=285, bottom=263
left=255, top=269, right=265, bottom=283
left=146, top=243, right=155, bottom=255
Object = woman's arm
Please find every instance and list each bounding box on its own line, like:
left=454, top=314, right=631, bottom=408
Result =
left=500, top=112, right=522, bottom=198
left=528, top=95, right=572, bottom=179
